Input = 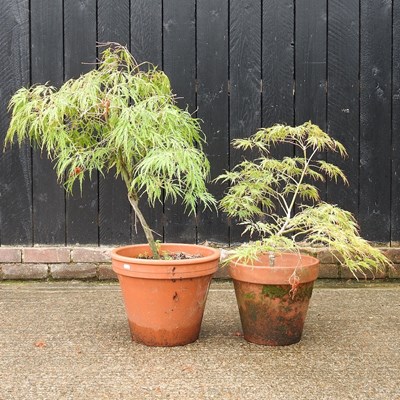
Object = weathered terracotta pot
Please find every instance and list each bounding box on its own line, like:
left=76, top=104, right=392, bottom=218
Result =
left=229, top=253, right=319, bottom=346
left=111, top=243, right=220, bottom=347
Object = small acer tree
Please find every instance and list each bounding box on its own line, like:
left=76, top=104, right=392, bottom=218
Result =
left=5, top=44, right=215, bottom=259
left=218, top=122, right=391, bottom=277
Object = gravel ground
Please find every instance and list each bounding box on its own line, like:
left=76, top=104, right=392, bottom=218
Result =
left=0, top=281, right=399, bottom=400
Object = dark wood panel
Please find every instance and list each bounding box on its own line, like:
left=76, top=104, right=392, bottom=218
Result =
left=262, top=0, right=294, bottom=127
left=98, top=0, right=129, bottom=47
left=359, top=0, right=392, bottom=242
left=131, top=0, right=162, bottom=67
left=261, top=0, right=294, bottom=220
left=0, top=0, right=32, bottom=245
left=262, top=0, right=294, bottom=159
left=163, top=0, right=197, bottom=243
left=295, top=0, right=327, bottom=203
left=0, top=0, right=399, bottom=245
left=197, top=0, right=229, bottom=244
left=97, top=0, right=131, bottom=245
left=230, top=0, right=262, bottom=243
left=392, top=1, right=400, bottom=243
left=130, top=0, right=164, bottom=245
left=64, top=0, right=98, bottom=245
left=327, top=0, right=359, bottom=216
left=31, top=0, right=65, bottom=244
left=295, top=0, right=327, bottom=127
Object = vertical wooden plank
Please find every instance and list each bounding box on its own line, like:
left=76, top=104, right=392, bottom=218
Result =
left=197, top=0, right=229, bottom=244
left=262, top=0, right=294, bottom=221
left=130, top=0, right=164, bottom=245
left=131, top=0, right=162, bottom=67
left=295, top=0, right=327, bottom=128
left=64, top=0, right=98, bottom=245
left=98, top=0, right=129, bottom=47
left=0, top=0, right=32, bottom=245
left=230, top=0, right=262, bottom=244
left=327, top=0, right=359, bottom=216
left=163, top=0, right=197, bottom=243
left=262, top=0, right=294, bottom=128
left=262, top=0, right=294, bottom=162
left=295, top=0, right=327, bottom=203
left=31, top=0, right=65, bottom=244
left=392, top=1, right=400, bottom=243
left=97, top=0, right=130, bottom=245
left=359, top=0, right=391, bottom=242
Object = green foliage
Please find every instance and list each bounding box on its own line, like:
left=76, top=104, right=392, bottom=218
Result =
left=218, top=122, right=391, bottom=277
left=5, top=44, right=215, bottom=257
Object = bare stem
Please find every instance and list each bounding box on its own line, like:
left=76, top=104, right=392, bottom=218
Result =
left=119, top=156, right=160, bottom=259
left=127, top=194, right=160, bottom=259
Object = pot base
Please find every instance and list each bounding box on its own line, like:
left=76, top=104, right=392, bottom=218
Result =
left=128, top=320, right=201, bottom=347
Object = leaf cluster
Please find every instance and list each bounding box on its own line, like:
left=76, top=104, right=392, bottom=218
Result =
left=218, top=122, right=391, bottom=276
left=5, top=44, right=215, bottom=215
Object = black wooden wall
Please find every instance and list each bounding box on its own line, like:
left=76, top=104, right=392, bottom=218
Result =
left=0, top=0, right=399, bottom=246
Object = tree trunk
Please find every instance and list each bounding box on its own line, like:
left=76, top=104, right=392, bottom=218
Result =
left=127, top=194, right=160, bottom=260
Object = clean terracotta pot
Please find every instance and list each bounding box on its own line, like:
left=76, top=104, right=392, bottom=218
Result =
left=229, top=253, right=319, bottom=346
left=111, top=243, right=220, bottom=347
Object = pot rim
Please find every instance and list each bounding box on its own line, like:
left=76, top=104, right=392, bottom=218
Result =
left=230, top=252, right=319, bottom=269
left=229, top=252, right=320, bottom=285
left=111, top=243, right=220, bottom=279
left=111, top=243, right=220, bottom=265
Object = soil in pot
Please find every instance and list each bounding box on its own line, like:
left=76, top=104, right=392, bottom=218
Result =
left=136, top=251, right=203, bottom=260
left=112, top=243, right=220, bottom=347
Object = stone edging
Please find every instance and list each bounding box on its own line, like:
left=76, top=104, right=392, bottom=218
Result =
left=0, top=246, right=399, bottom=281
left=0, top=247, right=115, bottom=281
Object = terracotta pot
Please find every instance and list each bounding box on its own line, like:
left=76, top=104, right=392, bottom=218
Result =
left=111, top=243, right=220, bottom=347
left=229, top=253, right=319, bottom=346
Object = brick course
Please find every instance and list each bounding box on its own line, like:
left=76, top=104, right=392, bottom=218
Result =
left=388, top=264, right=400, bottom=279
left=98, top=264, right=117, bottom=280
left=382, top=248, right=400, bottom=264
left=2, top=264, right=48, bottom=280
left=214, top=263, right=229, bottom=279
left=315, top=249, right=343, bottom=264
left=50, top=263, right=97, bottom=280
left=0, top=248, right=21, bottom=263
left=72, top=248, right=111, bottom=263
left=340, top=266, right=388, bottom=280
left=23, top=248, right=70, bottom=263
left=0, top=245, right=398, bottom=281
left=318, top=264, right=340, bottom=279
